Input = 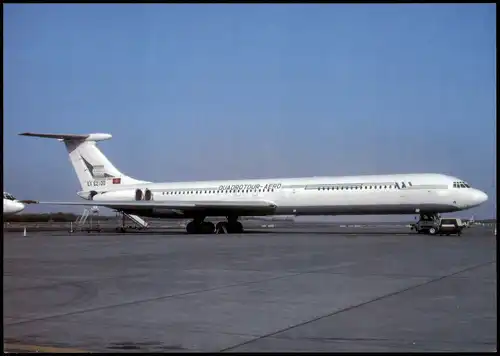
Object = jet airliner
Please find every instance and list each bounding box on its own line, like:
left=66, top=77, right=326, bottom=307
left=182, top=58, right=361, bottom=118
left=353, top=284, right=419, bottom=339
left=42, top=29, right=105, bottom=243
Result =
left=19, top=132, right=488, bottom=234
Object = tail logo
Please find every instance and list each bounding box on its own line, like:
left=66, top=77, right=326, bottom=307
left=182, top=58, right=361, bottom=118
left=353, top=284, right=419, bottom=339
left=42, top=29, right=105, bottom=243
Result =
left=81, top=156, right=115, bottom=178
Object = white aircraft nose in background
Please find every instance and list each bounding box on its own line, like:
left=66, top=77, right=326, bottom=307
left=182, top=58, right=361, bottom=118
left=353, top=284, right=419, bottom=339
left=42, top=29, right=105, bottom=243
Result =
left=13, top=201, right=26, bottom=213
left=3, top=192, right=26, bottom=216
left=470, top=189, right=488, bottom=207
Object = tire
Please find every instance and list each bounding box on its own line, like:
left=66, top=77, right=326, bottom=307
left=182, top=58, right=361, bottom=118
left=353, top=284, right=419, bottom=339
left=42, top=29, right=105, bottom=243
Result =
left=429, top=227, right=437, bottom=235
left=202, top=222, right=215, bottom=234
left=186, top=221, right=197, bottom=234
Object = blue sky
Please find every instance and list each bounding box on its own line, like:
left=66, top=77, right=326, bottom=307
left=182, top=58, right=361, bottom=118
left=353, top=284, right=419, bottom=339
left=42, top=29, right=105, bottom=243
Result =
left=3, top=4, right=496, bottom=219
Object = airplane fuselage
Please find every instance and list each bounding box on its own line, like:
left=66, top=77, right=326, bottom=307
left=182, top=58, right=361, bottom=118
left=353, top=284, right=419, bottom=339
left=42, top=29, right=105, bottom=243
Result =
left=83, top=173, right=487, bottom=219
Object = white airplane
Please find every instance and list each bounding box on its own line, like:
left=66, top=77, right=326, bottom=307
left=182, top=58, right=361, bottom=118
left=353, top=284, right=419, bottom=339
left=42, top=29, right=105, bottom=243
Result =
left=3, top=192, right=26, bottom=216
left=19, top=132, right=488, bottom=234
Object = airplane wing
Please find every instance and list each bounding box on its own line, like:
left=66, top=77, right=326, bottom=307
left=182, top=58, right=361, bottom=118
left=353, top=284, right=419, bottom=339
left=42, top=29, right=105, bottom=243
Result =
left=35, top=199, right=277, bottom=214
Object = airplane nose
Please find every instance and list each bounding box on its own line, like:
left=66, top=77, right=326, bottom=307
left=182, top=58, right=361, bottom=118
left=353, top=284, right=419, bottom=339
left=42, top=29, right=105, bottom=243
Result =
left=472, top=190, right=488, bottom=205
left=15, top=202, right=25, bottom=213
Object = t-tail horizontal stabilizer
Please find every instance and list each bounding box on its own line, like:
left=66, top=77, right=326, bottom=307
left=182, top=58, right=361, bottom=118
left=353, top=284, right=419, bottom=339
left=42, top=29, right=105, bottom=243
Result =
left=19, top=132, right=112, bottom=142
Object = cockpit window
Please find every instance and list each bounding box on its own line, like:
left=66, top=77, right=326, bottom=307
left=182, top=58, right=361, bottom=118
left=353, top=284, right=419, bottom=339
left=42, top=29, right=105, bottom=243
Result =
left=3, top=192, right=16, bottom=200
left=453, top=181, right=471, bottom=189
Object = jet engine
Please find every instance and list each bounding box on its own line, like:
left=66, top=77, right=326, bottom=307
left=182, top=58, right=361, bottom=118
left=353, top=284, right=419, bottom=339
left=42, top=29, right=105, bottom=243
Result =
left=92, top=190, right=138, bottom=202
left=91, top=188, right=154, bottom=202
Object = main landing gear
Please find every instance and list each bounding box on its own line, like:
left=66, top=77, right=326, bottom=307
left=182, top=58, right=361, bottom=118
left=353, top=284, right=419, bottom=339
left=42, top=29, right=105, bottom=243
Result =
left=185, top=216, right=244, bottom=234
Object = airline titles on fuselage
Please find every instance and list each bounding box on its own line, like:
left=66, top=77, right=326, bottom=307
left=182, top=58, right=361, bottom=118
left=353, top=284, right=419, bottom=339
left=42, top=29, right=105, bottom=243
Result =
left=218, top=183, right=282, bottom=191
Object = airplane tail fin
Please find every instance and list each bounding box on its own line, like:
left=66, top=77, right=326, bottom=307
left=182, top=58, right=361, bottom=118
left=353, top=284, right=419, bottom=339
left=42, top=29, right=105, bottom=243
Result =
left=19, top=132, right=149, bottom=191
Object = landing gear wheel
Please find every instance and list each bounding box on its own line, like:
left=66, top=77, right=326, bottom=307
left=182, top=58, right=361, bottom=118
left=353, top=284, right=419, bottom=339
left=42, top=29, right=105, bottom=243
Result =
left=202, top=222, right=215, bottom=234
left=186, top=221, right=197, bottom=234
left=186, top=221, right=215, bottom=234
left=228, top=221, right=243, bottom=234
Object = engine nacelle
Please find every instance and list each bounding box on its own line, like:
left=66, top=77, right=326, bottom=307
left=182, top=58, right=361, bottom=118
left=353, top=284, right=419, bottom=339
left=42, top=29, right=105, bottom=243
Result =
left=92, top=190, right=137, bottom=202
left=91, top=188, right=155, bottom=202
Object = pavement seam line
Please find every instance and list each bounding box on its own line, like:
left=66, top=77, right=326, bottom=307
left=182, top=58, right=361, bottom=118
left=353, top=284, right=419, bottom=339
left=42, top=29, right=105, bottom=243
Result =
left=4, top=262, right=353, bottom=327
left=219, top=260, right=495, bottom=352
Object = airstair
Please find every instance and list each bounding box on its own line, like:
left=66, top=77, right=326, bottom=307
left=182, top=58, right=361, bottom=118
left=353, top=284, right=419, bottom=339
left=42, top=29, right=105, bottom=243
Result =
left=73, top=206, right=102, bottom=232
left=115, top=211, right=149, bottom=232
left=73, top=208, right=149, bottom=233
